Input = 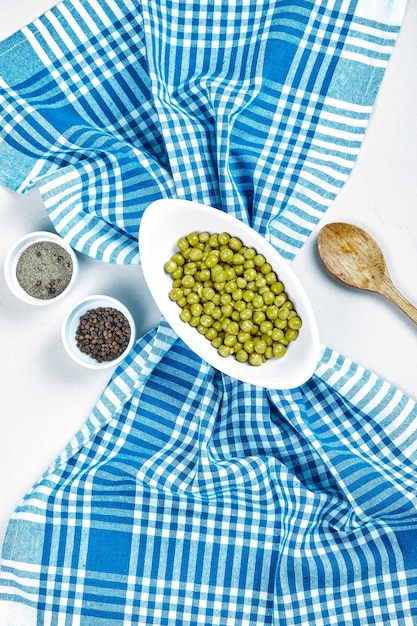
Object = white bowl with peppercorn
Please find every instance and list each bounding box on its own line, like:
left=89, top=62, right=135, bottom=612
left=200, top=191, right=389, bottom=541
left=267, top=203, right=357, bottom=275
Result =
left=61, top=295, right=136, bottom=369
left=4, top=231, right=79, bottom=305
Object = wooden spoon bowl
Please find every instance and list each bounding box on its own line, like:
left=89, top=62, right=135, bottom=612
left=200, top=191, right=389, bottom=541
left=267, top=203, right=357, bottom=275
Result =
left=317, top=222, right=417, bottom=325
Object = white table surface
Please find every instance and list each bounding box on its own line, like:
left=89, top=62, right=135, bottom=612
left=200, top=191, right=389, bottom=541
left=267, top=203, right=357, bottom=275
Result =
left=1, top=0, right=417, bottom=550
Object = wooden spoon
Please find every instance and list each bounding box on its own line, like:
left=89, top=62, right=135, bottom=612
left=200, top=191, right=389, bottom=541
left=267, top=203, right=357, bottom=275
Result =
left=317, top=222, right=417, bottom=325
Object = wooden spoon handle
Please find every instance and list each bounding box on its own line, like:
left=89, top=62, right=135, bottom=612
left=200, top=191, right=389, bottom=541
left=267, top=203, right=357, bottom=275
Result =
left=380, top=277, right=417, bottom=325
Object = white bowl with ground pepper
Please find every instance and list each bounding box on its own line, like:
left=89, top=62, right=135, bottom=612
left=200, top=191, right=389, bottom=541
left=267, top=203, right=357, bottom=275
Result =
left=4, top=231, right=78, bottom=305
left=62, top=295, right=136, bottom=369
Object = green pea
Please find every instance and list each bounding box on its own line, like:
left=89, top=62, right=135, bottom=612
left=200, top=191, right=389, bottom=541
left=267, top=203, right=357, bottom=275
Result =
left=239, top=308, right=252, bottom=321
left=234, top=300, right=246, bottom=312
left=218, top=232, right=230, bottom=245
left=285, top=329, right=299, bottom=342
left=213, top=269, right=226, bottom=283
left=225, top=266, right=236, bottom=280
left=236, top=349, right=249, bottom=363
left=232, top=253, right=245, bottom=265
left=187, top=292, right=200, bottom=305
left=231, top=288, right=243, bottom=302
left=218, top=345, right=232, bottom=358
left=212, top=306, right=222, bottom=319
left=205, top=328, right=218, bottom=341
left=262, top=290, right=275, bottom=305
left=169, top=288, right=183, bottom=301
left=181, top=274, right=195, bottom=288
left=227, top=321, right=239, bottom=335
left=180, top=308, right=192, bottom=322
left=211, top=336, right=223, bottom=349
left=244, top=268, right=257, bottom=282
left=202, top=286, right=215, bottom=301
left=224, top=334, right=237, bottom=347
left=189, top=248, right=203, bottom=261
left=244, top=340, right=255, bottom=354
left=171, top=267, right=183, bottom=280
left=205, top=254, right=218, bottom=268
left=238, top=331, right=251, bottom=343
left=274, top=318, right=288, bottom=330
left=200, top=314, right=213, bottom=327
left=243, top=289, right=255, bottom=303
left=273, top=343, right=286, bottom=358
left=240, top=319, right=253, bottom=333
left=265, top=271, right=277, bottom=285
left=244, top=247, right=256, bottom=260
left=252, top=295, right=264, bottom=309
left=249, top=352, right=263, bottom=366
left=208, top=234, right=219, bottom=247
left=164, top=259, right=177, bottom=273
left=199, top=269, right=211, bottom=281
left=254, top=339, right=266, bottom=354
left=254, top=254, right=266, bottom=267
left=266, top=305, right=279, bottom=320
left=229, top=237, right=242, bottom=251
left=187, top=232, right=199, bottom=246
left=271, top=328, right=284, bottom=342
left=260, top=321, right=273, bottom=334
left=278, top=306, right=290, bottom=320
left=221, top=304, right=233, bottom=317
left=260, top=262, right=272, bottom=275
left=177, top=237, right=189, bottom=251
left=274, top=294, right=287, bottom=307
left=271, top=281, right=284, bottom=295
left=288, top=316, right=302, bottom=330
left=253, top=310, right=265, bottom=325
left=184, top=262, right=197, bottom=275
left=220, top=247, right=234, bottom=263
left=204, top=301, right=216, bottom=315
left=191, top=303, right=203, bottom=317
left=221, top=318, right=231, bottom=332
left=172, top=253, right=185, bottom=266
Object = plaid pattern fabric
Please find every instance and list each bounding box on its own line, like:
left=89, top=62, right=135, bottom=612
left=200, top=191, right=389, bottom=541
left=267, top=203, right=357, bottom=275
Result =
left=1, top=1, right=416, bottom=624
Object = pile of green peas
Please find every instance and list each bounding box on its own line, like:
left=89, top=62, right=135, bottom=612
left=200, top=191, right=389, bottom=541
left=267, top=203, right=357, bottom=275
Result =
left=164, top=231, right=302, bottom=366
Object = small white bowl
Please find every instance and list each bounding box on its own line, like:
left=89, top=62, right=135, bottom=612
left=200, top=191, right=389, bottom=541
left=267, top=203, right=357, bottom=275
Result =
left=139, top=199, right=320, bottom=389
left=62, top=295, right=136, bottom=369
left=4, top=231, right=79, bottom=305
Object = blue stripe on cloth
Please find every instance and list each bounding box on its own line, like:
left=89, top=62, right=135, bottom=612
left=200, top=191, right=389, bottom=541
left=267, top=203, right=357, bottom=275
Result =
left=1, top=0, right=416, bottom=625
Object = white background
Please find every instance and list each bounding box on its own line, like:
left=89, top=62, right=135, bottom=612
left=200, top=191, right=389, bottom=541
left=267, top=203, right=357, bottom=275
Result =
left=1, top=0, right=416, bottom=549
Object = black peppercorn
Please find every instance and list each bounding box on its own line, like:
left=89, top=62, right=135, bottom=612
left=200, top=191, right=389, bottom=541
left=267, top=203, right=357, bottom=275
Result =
left=75, top=307, right=131, bottom=362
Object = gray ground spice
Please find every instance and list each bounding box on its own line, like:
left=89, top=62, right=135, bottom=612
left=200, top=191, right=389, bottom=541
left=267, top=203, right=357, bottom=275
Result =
left=15, top=241, right=73, bottom=300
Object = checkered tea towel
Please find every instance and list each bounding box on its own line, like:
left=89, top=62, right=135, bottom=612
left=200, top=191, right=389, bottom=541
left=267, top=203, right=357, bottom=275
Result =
left=1, top=1, right=416, bottom=624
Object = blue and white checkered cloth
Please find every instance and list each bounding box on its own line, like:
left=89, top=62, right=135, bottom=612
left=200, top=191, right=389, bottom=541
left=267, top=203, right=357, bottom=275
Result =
left=1, top=1, right=417, bottom=624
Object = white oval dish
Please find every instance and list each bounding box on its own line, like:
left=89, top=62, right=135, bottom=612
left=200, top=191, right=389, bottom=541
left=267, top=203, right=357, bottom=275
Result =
left=62, top=295, right=136, bottom=369
left=4, top=231, right=79, bottom=305
left=139, top=198, right=320, bottom=389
